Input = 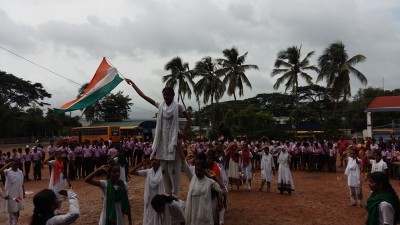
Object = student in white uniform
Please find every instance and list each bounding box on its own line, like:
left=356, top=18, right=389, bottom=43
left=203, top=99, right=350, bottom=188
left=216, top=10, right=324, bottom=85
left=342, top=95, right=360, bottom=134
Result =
left=0, top=159, right=24, bottom=225
left=85, top=164, right=132, bottom=225
left=30, top=189, right=79, bottom=225
left=344, top=149, right=363, bottom=207
left=366, top=171, right=400, bottom=225
left=130, top=159, right=164, bottom=225
left=370, top=150, right=388, bottom=174
left=126, top=79, right=192, bottom=197
left=259, top=147, right=275, bottom=192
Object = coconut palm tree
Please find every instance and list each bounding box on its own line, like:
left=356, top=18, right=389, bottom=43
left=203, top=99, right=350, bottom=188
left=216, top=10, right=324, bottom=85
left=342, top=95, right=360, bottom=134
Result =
left=193, top=56, right=226, bottom=106
left=162, top=56, right=194, bottom=110
left=216, top=47, right=259, bottom=100
left=193, top=56, right=226, bottom=126
left=271, top=45, right=319, bottom=135
left=317, top=41, right=367, bottom=114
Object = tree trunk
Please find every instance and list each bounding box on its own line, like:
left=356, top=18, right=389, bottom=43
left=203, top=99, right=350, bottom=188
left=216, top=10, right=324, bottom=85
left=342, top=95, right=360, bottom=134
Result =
left=333, top=98, right=339, bottom=116
left=179, top=93, right=187, bottom=112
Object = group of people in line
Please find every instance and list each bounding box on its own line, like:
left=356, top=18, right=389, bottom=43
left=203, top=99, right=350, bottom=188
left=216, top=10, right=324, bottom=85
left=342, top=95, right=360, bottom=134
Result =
left=0, top=78, right=400, bottom=224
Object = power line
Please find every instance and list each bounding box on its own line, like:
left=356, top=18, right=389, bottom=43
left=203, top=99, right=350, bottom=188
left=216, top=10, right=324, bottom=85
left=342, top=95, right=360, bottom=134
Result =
left=0, top=45, right=82, bottom=86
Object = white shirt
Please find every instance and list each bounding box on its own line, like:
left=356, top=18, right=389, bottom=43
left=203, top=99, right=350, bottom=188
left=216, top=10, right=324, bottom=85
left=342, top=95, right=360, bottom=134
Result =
left=378, top=201, right=394, bottom=225
left=46, top=190, right=80, bottom=225
left=370, top=159, right=388, bottom=173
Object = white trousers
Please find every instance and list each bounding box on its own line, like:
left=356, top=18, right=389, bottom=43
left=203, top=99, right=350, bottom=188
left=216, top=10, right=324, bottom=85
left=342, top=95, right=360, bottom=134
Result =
left=8, top=212, right=18, bottom=225
left=349, top=186, right=363, bottom=205
left=160, top=153, right=181, bottom=196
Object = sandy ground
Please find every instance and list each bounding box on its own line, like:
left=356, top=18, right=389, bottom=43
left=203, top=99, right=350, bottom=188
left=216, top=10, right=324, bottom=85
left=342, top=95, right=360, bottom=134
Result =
left=0, top=145, right=398, bottom=224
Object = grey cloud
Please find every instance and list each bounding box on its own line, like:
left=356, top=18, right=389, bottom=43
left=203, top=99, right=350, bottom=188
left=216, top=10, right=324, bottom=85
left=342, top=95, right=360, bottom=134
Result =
left=0, top=9, right=37, bottom=53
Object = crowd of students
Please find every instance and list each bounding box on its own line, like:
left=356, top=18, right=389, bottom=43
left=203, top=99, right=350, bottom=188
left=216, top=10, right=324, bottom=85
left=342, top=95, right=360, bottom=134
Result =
left=1, top=135, right=400, bottom=224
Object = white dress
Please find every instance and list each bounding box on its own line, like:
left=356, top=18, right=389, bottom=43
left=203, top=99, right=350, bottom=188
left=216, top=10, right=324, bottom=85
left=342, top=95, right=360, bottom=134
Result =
left=260, top=152, right=275, bottom=182
left=138, top=168, right=164, bottom=225
left=49, top=160, right=67, bottom=199
left=98, top=180, right=128, bottom=225
left=345, top=157, right=361, bottom=187
left=238, top=151, right=253, bottom=180
left=183, top=161, right=225, bottom=225
left=113, top=158, right=127, bottom=183
left=152, top=101, right=184, bottom=161
left=277, top=151, right=295, bottom=192
left=227, top=157, right=240, bottom=181
left=2, top=168, right=24, bottom=213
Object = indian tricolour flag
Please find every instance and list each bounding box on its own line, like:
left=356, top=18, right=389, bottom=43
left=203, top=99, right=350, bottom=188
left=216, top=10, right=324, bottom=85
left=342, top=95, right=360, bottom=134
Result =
left=55, top=57, right=123, bottom=113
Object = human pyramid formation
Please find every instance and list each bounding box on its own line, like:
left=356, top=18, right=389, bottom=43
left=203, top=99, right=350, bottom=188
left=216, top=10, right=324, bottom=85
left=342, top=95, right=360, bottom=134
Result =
left=0, top=78, right=400, bottom=225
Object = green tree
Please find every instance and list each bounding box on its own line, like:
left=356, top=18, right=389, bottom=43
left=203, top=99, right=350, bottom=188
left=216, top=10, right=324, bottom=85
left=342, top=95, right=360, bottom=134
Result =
left=77, top=83, right=101, bottom=123
left=20, top=106, right=45, bottom=139
left=317, top=41, right=367, bottom=114
left=193, top=56, right=226, bottom=126
left=217, top=47, right=259, bottom=100
left=45, top=109, right=81, bottom=137
left=193, top=56, right=226, bottom=106
left=247, top=93, right=295, bottom=117
left=297, top=85, right=333, bottom=121
left=162, top=57, right=194, bottom=109
left=98, top=91, right=132, bottom=122
left=0, top=70, right=51, bottom=107
left=77, top=83, right=132, bottom=123
left=271, top=45, right=319, bottom=135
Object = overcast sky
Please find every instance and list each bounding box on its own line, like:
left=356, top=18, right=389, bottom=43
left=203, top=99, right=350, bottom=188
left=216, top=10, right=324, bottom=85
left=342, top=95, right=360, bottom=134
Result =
left=1, top=0, right=400, bottom=119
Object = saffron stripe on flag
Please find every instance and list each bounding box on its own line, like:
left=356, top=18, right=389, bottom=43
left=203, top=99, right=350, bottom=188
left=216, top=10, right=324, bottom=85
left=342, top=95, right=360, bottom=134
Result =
left=54, top=57, right=123, bottom=113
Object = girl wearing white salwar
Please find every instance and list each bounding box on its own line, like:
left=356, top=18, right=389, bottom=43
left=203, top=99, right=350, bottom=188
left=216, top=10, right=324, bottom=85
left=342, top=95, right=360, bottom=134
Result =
left=345, top=149, right=363, bottom=207
left=183, top=160, right=226, bottom=225
left=0, top=160, right=25, bottom=225
left=277, top=147, right=295, bottom=194
left=259, top=147, right=275, bottom=192
left=130, top=159, right=164, bottom=225
left=43, top=150, right=70, bottom=214
left=126, top=79, right=191, bottom=197
left=238, top=145, right=253, bottom=191
left=225, top=144, right=242, bottom=190
left=85, top=164, right=132, bottom=225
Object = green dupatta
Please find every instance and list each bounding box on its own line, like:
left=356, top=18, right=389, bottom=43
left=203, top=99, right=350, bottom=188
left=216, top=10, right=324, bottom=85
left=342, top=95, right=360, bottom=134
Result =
left=105, top=179, right=131, bottom=225
left=366, top=191, right=394, bottom=225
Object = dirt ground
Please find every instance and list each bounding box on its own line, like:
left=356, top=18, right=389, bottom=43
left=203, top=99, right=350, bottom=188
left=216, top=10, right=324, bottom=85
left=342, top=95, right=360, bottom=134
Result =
left=0, top=146, right=399, bottom=224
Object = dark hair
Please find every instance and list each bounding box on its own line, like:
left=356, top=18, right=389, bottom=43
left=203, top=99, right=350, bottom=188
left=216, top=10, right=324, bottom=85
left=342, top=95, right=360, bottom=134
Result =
left=195, top=160, right=209, bottom=170
left=373, top=150, right=382, bottom=156
left=151, top=194, right=177, bottom=209
left=162, top=86, right=175, bottom=96
left=31, top=189, right=57, bottom=225
left=107, top=162, right=120, bottom=179
left=207, top=150, right=216, bottom=160
left=196, top=152, right=207, bottom=162
left=368, top=172, right=400, bottom=223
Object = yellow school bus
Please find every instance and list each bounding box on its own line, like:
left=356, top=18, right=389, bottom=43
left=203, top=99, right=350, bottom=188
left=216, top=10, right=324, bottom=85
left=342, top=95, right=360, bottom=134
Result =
left=71, top=126, right=121, bottom=144
left=120, top=126, right=144, bottom=140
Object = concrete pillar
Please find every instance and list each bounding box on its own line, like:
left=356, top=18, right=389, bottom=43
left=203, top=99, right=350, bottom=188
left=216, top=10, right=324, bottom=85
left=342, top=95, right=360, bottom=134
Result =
left=366, top=112, right=372, bottom=138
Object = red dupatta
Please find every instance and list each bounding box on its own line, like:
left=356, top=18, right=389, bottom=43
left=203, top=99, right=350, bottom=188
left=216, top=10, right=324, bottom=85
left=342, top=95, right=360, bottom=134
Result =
left=226, top=144, right=239, bottom=163
left=53, top=159, right=64, bottom=183
left=242, top=149, right=250, bottom=168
